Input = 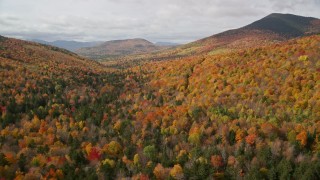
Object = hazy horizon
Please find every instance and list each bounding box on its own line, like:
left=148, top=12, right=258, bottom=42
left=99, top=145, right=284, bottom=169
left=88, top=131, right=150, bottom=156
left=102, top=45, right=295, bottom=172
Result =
left=1, top=0, right=320, bottom=43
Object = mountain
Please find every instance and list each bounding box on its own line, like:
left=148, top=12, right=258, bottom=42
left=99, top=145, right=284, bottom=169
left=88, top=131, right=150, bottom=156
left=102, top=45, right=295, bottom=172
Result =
left=118, top=13, right=320, bottom=64
left=30, top=39, right=103, bottom=52
left=76, top=38, right=171, bottom=60
left=181, top=13, right=320, bottom=55
left=244, top=13, right=320, bottom=37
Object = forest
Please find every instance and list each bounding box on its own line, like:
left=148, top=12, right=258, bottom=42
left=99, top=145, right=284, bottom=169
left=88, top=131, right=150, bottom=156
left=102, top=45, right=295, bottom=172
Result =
left=0, top=34, right=320, bottom=179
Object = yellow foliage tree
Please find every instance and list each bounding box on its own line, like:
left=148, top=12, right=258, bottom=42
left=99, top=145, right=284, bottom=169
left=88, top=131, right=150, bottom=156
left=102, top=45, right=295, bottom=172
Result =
left=170, top=164, right=184, bottom=180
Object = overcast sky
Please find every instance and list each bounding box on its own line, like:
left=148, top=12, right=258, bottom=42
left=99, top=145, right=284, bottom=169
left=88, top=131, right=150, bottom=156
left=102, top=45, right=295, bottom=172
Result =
left=0, top=0, right=319, bottom=43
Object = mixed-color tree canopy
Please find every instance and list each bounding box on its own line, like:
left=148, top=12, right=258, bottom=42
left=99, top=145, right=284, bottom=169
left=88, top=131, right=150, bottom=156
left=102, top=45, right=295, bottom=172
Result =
left=0, top=12, right=320, bottom=179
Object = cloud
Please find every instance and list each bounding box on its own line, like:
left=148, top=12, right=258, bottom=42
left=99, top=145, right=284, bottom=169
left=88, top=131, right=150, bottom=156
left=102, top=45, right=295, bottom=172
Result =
left=0, top=0, right=319, bottom=43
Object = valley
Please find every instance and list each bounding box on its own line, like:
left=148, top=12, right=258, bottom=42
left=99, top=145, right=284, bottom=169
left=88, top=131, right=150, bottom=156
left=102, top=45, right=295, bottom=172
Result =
left=0, top=13, right=320, bottom=179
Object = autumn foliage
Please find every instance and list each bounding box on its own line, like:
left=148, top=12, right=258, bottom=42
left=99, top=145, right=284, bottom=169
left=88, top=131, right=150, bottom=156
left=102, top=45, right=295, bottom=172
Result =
left=0, top=35, right=320, bottom=179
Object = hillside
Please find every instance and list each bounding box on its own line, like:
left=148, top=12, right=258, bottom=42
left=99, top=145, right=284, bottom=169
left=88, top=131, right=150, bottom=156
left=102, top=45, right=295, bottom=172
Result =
left=125, top=35, right=320, bottom=179
left=180, top=13, right=320, bottom=55
left=76, top=38, right=172, bottom=60
left=0, top=35, right=136, bottom=178
left=30, top=39, right=103, bottom=52
left=1, top=33, right=320, bottom=179
left=0, top=36, right=100, bottom=69
left=110, top=13, right=320, bottom=66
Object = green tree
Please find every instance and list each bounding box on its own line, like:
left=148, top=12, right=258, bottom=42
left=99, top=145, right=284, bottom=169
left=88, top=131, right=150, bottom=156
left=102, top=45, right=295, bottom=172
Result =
left=143, top=145, right=157, bottom=161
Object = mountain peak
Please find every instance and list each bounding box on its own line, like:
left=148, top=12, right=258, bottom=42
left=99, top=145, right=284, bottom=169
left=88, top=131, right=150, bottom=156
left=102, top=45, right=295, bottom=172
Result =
left=265, top=13, right=316, bottom=19
left=152, top=13, right=320, bottom=59
left=244, top=13, right=319, bottom=37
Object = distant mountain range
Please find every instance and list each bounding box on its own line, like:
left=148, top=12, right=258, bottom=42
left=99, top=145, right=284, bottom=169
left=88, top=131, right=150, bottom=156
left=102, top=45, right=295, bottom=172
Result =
left=75, top=38, right=177, bottom=60
left=18, top=13, right=320, bottom=62
left=30, top=39, right=179, bottom=59
left=29, top=39, right=103, bottom=51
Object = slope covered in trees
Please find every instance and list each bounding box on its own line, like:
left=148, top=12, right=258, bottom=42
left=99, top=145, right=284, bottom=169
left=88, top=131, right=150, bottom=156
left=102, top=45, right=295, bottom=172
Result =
left=104, top=13, right=320, bottom=67
left=0, top=36, right=136, bottom=179
left=127, top=35, right=320, bottom=179
left=1, top=32, right=320, bottom=179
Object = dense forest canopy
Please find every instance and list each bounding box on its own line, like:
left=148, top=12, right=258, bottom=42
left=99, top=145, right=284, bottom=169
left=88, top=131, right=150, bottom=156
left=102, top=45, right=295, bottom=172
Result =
left=0, top=32, right=320, bottom=179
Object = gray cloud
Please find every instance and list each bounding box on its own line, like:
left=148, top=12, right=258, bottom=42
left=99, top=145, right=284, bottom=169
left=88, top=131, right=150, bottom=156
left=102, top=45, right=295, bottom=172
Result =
left=0, top=0, right=319, bottom=43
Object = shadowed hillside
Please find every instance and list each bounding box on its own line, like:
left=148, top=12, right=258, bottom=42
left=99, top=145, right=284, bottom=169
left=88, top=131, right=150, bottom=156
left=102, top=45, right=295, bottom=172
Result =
left=244, top=13, right=320, bottom=37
